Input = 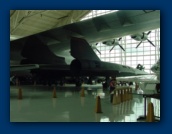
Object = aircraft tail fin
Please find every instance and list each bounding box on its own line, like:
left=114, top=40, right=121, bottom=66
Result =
left=20, top=36, right=66, bottom=65
left=70, top=37, right=100, bottom=61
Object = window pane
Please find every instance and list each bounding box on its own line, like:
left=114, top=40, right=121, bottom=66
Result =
left=144, top=56, right=151, bottom=60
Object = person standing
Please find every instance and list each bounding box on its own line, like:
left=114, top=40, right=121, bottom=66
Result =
left=109, top=79, right=116, bottom=93
left=109, top=78, right=116, bottom=103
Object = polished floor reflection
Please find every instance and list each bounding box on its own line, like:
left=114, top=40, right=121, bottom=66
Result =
left=10, top=84, right=160, bottom=122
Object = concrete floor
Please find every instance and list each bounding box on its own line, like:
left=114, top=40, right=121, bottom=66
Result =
left=10, top=84, right=160, bottom=122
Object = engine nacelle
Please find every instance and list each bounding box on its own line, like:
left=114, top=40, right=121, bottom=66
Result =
left=70, top=59, right=147, bottom=77
left=70, top=59, right=100, bottom=75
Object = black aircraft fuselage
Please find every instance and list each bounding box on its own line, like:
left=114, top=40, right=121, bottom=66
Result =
left=10, top=10, right=160, bottom=86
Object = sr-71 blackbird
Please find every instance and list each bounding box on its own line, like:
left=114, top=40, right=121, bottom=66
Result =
left=10, top=10, right=160, bottom=87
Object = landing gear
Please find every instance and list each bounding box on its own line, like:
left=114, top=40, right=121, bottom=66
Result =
left=59, top=80, right=64, bottom=86
left=42, top=80, right=56, bottom=86
left=75, top=77, right=82, bottom=87
left=75, top=81, right=82, bottom=87
left=102, top=76, right=110, bottom=89
left=87, top=77, right=93, bottom=85
left=102, top=82, right=108, bottom=88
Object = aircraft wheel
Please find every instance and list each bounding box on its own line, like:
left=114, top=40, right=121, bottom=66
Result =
left=59, top=81, right=64, bottom=86
left=75, top=81, right=82, bottom=87
left=102, top=82, right=108, bottom=88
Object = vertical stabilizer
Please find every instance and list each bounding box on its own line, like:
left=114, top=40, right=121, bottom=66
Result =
left=70, top=37, right=100, bottom=61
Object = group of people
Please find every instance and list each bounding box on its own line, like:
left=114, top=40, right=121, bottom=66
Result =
left=108, top=76, right=160, bottom=103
